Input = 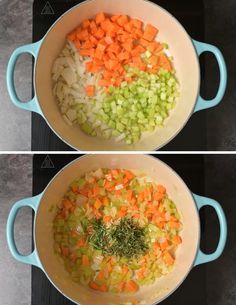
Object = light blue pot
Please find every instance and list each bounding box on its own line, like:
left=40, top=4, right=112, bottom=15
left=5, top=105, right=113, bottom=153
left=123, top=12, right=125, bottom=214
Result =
left=6, top=155, right=227, bottom=305
left=7, top=0, right=227, bottom=151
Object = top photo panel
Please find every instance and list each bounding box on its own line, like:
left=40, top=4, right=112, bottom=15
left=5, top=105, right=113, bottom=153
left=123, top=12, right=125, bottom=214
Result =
left=3, top=0, right=234, bottom=151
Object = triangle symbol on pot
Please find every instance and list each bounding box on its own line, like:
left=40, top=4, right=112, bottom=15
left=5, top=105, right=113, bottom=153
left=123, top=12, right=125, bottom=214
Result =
left=41, top=1, right=54, bottom=15
left=41, top=155, right=55, bottom=169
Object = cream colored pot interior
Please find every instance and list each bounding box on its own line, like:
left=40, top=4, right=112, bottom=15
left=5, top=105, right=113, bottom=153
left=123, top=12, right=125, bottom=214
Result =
left=35, top=0, right=199, bottom=151
left=35, top=155, right=200, bottom=305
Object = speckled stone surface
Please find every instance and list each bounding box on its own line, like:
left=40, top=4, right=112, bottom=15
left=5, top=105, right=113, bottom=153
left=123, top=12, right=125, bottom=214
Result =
left=0, top=155, right=32, bottom=305
left=0, top=0, right=33, bottom=151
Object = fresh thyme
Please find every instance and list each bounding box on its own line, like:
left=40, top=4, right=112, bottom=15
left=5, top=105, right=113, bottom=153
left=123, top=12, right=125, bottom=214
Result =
left=88, top=218, right=148, bottom=259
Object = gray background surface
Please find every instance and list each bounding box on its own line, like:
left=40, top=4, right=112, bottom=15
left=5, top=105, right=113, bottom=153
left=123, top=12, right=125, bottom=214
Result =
left=0, top=0, right=236, bottom=151
left=0, top=155, right=32, bottom=305
left=0, top=154, right=236, bottom=305
left=0, top=1, right=33, bottom=151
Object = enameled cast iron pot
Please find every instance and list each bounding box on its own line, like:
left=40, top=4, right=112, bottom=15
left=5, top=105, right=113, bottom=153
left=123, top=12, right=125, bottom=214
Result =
left=7, top=155, right=227, bottom=305
left=7, top=0, right=227, bottom=151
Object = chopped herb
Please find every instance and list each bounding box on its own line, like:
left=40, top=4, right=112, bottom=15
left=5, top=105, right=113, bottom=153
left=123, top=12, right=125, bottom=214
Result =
left=109, top=218, right=148, bottom=258
left=88, top=218, right=148, bottom=259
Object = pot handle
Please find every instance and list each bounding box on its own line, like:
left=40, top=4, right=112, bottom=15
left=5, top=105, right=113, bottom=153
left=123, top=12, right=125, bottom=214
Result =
left=193, top=193, right=227, bottom=266
left=6, top=193, right=43, bottom=268
left=192, top=39, right=227, bottom=112
left=6, top=39, right=43, bottom=115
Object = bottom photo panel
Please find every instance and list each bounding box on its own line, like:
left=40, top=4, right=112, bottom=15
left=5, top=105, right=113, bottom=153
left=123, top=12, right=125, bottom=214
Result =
left=1, top=154, right=235, bottom=305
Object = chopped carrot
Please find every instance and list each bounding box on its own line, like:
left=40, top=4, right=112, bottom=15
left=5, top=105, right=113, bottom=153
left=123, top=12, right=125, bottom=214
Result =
left=122, top=265, right=129, bottom=274
left=62, top=199, right=73, bottom=210
left=107, top=43, right=121, bottom=54
left=89, top=281, right=99, bottom=290
left=93, top=184, right=100, bottom=197
left=85, top=85, right=95, bottom=97
left=124, top=22, right=133, bottom=33
left=81, top=40, right=95, bottom=49
left=82, top=19, right=90, bottom=29
left=76, top=29, right=89, bottom=41
left=131, top=45, right=146, bottom=56
left=126, top=189, right=133, bottom=202
left=124, top=170, right=134, bottom=180
left=169, top=221, right=181, bottom=229
left=96, top=12, right=106, bottom=25
left=147, top=66, right=159, bottom=74
left=137, top=192, right=144, bottom=203
left=118, top=51, right=130, bottom=61
left=117, top=206, right=127, bottom=218
left=137, top=269, right=145, bottom=279
left=158, top=221, right=166, bottom=229
left=89, top=21, right=97, bottom=34
left=172, top=235, right=182, bottom=245
left=102, top=196, right=109, bottom=205
left=104, top=36, right=114, bottom=44
left=131, top=18, right=143, bottom=29
left=125, top=76, right=132, bottom=83
left=103, top=215, right=112, bottom=223
left=104, top=180, right=115, bottom=190
left=157, top=184, right=166, bottom=194
left=117, top=15, right=129, bottom=27
left=61, top=246, right=69, bottom=257
left=153, top=192, right=164, bottom=201
left=94, top=27, right=105, bottom=40
left=111, top=15, right=120, bottom=22
left=159, top=53, right=172, bottom=71
left=153, top=242, right=160, bottom=251
left=107, top=262, right=113, bottom=273
left=82, top=255, right=90, bottom=266
left=80, top=48, right=94, bottom=57
left=147, top=41, right=162, bottom=53
left=94, top=43, right=106, bottom=59
left=107, top=51, right=116, bottom=59
left=163, top=251, right=175, bottom=265
left=97, top=271, right=105, bottom=280
left=160, top=240, right=169, bottom=251
left=94, top=198, right=102, bottom=209
left=111, top=169, right=119, bottom=178
left=90, top=35, right=98, bottom=44
left=125, top=280, right=139, bottom=292
left=77, top=237, right=86, bottom=247
left=67, top=31, right=77, bottom=41
left=140, top=38, right=149, bottom=47
left=114, top=189, right=122, bottom=198
left=150, top=55, right=159, bottom=66
left=122, top=40, right=133, bottom=52
left=99, top=284, right=108, bottom=292
left=101, top=19, right=114, bottom=32
left=98, top=78, right=111, bottom=87
left=143, top=24, right=158, bottom=42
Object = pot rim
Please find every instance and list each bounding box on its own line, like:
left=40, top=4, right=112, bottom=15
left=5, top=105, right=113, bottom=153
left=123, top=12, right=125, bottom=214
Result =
left=33, top=154, right=201, bottom=305
left=33, top=0, right=201, bottom=152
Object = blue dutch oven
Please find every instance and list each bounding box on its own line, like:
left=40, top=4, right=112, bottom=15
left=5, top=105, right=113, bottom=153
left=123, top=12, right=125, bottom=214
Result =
left=7, top=0, right=227, bottom=151
left=7, top=155, right=227, bottom=304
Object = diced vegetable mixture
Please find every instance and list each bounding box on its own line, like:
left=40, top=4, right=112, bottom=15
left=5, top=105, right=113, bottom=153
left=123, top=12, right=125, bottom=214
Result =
left=52, top=13, right=180, bottom=144
left=53, top=168, right=182, bottom=293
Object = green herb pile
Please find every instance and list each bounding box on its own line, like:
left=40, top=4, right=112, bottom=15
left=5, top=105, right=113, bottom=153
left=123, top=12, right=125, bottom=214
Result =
left=89, top=218, right=148, bottom=259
